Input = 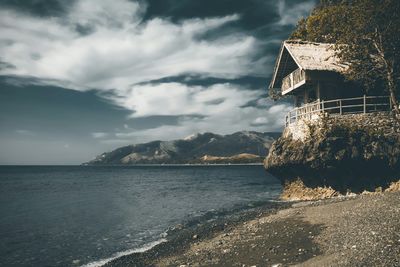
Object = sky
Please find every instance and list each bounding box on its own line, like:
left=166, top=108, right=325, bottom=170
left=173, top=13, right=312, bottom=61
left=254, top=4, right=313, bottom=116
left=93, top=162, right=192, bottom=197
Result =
left=0, top=0, right=316, bottom=165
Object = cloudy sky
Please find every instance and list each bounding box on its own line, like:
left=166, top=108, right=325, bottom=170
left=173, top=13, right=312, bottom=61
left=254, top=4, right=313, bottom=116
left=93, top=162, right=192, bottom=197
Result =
left=0, top=0, right=316, bottom=164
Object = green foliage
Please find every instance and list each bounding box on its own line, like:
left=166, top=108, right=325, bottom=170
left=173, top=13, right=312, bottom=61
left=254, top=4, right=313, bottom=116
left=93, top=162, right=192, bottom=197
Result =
left=290, top=0, right=400, bottom=113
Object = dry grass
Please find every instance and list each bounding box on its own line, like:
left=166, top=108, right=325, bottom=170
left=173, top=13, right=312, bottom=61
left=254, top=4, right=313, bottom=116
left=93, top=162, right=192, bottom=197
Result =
left=280, top=179, right=340, bottom=201
left=281, top=179, right=400, bottom=201
left=385, top=180, right=400, bottom=192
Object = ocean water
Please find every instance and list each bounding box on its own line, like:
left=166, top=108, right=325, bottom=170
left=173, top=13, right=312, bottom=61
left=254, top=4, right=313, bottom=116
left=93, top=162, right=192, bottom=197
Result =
left=0, top=165, right=281, bottom=267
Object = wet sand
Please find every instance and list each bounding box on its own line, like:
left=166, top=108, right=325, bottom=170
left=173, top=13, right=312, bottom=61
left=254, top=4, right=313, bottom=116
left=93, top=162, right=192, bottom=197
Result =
left=106, top=192, right=400, bottom=267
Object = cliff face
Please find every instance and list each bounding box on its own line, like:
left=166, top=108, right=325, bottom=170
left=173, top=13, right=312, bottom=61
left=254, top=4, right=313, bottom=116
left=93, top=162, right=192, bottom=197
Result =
left=86, top=131, right=280, bottom=165
left=264, top=112, right=400, bottom=192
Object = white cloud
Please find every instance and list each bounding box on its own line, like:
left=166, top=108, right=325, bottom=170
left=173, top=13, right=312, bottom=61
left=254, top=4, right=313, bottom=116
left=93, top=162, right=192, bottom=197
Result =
left=110, top=83, right=292, bottom=144
left=91, top=132, right=108, bottom=138
left=0, top=1, right=263, bottom=90
left=0, top=0, right=297, bottom=144
left=68, top=0, right=145, bottom=28
left=277, top=0, right=315, bottom=26
left=111, top=82, right=260, bottom=118
left=109, top=101, right=290, bottom=144
left=252, top=117, right=269, bottom=125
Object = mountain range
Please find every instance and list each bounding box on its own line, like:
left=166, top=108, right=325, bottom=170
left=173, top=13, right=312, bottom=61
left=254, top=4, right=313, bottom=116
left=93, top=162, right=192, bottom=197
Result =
left=84, top=131, right=281, bottom=165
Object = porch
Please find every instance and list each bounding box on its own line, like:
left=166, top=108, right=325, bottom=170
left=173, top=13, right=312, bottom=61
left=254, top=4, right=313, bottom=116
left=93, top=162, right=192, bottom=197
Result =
left=286, top=95, right=392, bottom=126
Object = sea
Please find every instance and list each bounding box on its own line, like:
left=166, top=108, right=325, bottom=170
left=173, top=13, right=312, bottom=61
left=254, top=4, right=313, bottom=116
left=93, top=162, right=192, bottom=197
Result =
left=0, top=165, right=282, bottom=267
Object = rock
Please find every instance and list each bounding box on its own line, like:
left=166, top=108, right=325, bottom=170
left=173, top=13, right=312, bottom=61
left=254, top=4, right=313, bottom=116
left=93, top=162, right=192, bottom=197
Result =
left=192, top=234, right=199, bottom=240
left=174, top=224, right=184, bottom=230
left=265, top=112, right=400, bottom=194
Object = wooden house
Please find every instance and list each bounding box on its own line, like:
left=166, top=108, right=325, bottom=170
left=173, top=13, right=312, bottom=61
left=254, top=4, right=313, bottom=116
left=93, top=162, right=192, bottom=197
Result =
left=269, top=40, right=391, bottom=125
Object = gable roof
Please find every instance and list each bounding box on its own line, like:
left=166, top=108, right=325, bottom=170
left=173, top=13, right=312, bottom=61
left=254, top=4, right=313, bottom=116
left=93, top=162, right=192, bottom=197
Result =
left=269, top=40, right=349, bottom=89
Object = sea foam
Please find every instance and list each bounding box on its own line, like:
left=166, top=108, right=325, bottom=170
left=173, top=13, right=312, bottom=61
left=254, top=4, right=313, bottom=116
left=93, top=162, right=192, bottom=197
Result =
left=81, top=238, right=167, bottom=267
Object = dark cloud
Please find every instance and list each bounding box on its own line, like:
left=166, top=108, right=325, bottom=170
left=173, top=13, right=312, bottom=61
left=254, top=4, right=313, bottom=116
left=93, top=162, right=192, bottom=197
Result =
left=0, top=60, right=16, bottom=70
left=0, top=0, right=73, bottom=17
left=143, top=0, right=279, bottom=26
left=144, top=0, right=314, bottom=36
left=136, top=74, right=268, bottom=89
left=74, top=23, right=96, bottom=36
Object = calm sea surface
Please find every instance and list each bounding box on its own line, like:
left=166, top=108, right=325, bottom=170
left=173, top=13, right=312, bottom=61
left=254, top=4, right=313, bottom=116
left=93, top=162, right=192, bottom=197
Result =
left=0, top=165, right=281, bottom=267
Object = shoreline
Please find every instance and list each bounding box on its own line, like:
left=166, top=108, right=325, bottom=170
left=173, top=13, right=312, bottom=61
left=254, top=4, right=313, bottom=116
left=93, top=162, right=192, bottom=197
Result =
left=105, top=192, right=400, bottom=267
left=81, top=163, right=265, bottom=167
left=104, top=200, right=290, bottom=267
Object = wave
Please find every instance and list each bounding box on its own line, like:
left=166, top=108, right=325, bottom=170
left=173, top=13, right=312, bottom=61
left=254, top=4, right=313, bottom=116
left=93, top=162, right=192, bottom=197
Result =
left=81, top=238, right=167, bottom=267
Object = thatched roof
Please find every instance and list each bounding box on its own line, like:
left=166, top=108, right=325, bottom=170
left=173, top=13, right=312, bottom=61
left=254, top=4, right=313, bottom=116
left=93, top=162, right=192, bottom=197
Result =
left=269, top=40, right=348, bottom=89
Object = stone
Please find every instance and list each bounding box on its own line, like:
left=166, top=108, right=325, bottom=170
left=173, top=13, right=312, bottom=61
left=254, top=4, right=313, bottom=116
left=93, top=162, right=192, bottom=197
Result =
left=265, top=112, right=400, bottom=194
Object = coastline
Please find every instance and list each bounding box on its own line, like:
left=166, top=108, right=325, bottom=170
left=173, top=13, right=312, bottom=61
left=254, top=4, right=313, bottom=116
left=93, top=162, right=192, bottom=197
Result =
left=105, top=192, right=400, bottom=267
left=103, top=200, right=290, bottom=267
left=81, top=163, right=265, bottom=167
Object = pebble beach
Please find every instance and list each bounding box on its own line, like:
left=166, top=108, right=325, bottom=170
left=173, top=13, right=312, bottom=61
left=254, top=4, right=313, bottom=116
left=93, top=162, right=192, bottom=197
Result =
left=107, top=191, right=400, bottom=267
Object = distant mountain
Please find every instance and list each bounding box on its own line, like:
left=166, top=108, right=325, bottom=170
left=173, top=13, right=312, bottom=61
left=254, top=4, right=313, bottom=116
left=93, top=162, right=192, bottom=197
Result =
left=84, top=131, right=281, bottom=165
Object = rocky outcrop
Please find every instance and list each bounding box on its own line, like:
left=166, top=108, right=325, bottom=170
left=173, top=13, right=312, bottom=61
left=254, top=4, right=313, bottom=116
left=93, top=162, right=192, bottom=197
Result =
left=86, top=131, right=280, bottom=165
left=265, top=112, right=400, bottom=193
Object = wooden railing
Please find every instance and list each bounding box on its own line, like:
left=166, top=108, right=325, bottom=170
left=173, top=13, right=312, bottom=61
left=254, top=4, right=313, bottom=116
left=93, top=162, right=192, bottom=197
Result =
left=286, top=95, right=391, bottom=126
left=282, top=68, right=306, bottom=92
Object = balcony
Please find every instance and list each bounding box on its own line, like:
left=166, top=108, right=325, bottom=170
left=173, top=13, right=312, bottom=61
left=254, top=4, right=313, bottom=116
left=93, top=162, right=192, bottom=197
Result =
left=285, top=95, right=392, bottom=126
left=281, top=68, right=306, bottom=95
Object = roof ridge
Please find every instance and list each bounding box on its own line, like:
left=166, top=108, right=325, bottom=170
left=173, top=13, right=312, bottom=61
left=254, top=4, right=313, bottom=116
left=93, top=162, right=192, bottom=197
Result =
left=284, top=39, right=335, bottom=46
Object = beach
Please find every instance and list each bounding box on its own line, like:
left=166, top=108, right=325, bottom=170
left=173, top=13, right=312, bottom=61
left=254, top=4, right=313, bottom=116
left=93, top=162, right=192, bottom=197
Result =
left=107, top=191, right=400, bottom=267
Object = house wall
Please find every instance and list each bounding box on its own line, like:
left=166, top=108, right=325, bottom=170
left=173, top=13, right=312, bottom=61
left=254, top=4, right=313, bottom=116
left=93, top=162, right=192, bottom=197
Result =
left=291, top=70, right=365, bottom=106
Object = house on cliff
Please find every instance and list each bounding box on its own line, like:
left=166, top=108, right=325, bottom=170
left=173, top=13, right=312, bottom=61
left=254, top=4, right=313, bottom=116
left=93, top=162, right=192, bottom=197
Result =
left=265, top=40, right=400, bottom=192
left=269, top=40, right=391, bottom=125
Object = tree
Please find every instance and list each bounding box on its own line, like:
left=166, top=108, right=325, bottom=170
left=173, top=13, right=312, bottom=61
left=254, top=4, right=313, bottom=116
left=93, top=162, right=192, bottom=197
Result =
left=290, top=0, right=400, bottom=114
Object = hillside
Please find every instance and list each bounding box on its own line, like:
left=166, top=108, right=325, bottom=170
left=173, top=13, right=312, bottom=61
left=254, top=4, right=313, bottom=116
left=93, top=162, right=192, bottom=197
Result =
left=85, top=131, right=281, bottom=165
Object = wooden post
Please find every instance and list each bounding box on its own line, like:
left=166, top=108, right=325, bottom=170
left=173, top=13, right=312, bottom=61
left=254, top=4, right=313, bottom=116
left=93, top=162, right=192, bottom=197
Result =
left=321, top=100, right=325, bottom=112
left=363, top=95, right=366, bottom=114
left=290, top=72, right=293, bottom=88
left=339, top=99, right=342, bottom=115
left=318, top=99, right=321, bottom=112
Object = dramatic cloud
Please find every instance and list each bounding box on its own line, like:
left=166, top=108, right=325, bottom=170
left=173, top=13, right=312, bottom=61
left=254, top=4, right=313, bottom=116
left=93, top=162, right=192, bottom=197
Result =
left=0, top=0, right=316, bottom=163
left=0, top=1, right=264, bottom=89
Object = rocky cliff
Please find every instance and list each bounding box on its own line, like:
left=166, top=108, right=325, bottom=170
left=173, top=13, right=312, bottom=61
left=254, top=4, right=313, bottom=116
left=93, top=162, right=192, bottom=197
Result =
left=264, top=112, right=400, bottom=193
left=85, top=131, right=280, bottom=165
